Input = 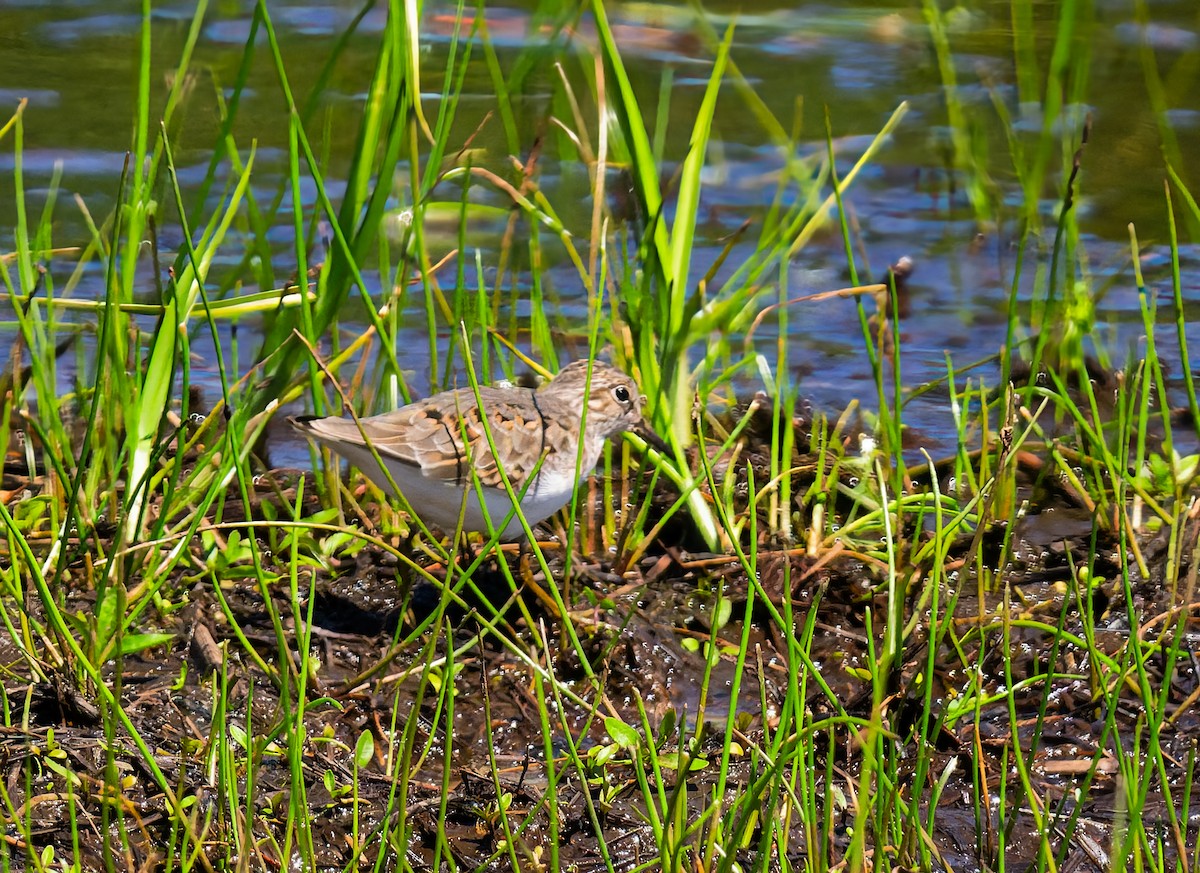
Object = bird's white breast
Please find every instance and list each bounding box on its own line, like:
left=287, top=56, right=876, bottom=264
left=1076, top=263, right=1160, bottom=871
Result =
left=337, top=442, right=584, bottom=539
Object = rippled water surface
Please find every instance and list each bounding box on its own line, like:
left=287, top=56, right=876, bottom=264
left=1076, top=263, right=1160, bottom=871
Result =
left=2, top=0, right=1199, bottom=456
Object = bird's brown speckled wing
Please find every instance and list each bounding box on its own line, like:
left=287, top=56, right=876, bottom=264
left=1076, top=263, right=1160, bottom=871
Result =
left=308, top=387, right=554, bottom=488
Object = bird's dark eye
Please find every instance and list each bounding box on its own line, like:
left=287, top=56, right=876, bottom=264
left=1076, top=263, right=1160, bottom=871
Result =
left=613, top=385, right=631, bottom=404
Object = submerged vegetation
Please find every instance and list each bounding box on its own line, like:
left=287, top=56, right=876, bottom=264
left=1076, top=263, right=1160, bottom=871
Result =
left=1, top=0, right=1199, bottom=870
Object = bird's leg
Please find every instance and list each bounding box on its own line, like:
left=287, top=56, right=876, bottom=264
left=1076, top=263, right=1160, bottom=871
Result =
left=515, top=533, right=565, bottom=621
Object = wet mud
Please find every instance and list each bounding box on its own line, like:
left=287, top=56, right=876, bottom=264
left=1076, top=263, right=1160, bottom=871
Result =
left=1, top=405, right=1198, bottom=872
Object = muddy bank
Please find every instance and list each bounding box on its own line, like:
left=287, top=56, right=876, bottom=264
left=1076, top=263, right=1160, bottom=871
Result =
left=1, top=425, right=1196, bottom=871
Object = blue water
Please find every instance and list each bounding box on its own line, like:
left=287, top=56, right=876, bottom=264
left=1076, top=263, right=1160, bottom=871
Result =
left=2, top=0, right=1199, bottom=460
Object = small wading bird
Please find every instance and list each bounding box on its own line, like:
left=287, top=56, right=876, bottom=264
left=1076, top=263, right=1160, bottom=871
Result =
left=290, top=360, right=666, bottom=540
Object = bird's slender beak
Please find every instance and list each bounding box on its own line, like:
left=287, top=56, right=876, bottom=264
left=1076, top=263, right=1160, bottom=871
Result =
left=634, top=418, right=670, bottom=454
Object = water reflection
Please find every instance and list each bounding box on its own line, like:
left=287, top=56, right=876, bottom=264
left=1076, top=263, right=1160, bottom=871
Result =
left=0, top=0, right=1197, bottom=459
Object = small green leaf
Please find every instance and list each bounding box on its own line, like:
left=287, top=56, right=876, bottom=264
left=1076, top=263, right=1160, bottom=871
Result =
left=713, top=597, right=733, bottom=629
left=658, top=751, right=709, bottom=772
left=43, top=756, right=82, bottom=787
left=120, top=632, right=175, bottom=657
left=95, top=589, right=119, bottom=643
left=656, top=709, right=677, bottom=745
left=354, top=731, right=375, bottom=769
left=604, top=717, right=640, bottom=750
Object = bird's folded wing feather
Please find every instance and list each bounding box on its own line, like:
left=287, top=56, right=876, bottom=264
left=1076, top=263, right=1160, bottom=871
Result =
left=312, top=387, right=550, bottom=488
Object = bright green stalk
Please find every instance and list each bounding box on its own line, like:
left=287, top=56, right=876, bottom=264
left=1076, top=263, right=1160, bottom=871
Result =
left=122, top=147, right=255, bottom=543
